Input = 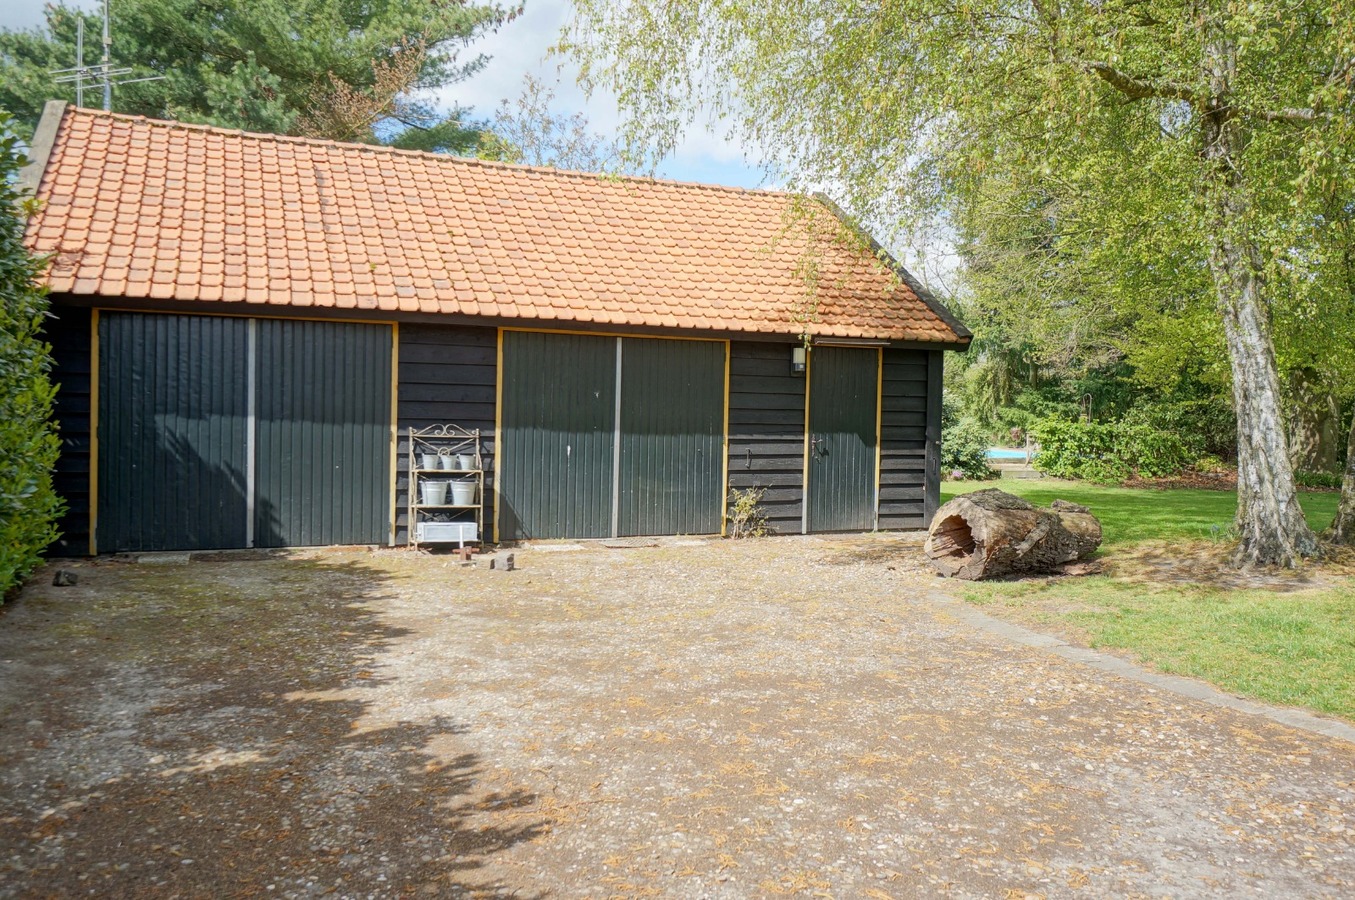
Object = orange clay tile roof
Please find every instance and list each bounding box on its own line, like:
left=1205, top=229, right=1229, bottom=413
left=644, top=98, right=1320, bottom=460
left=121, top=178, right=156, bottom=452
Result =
left=25, top=106, right=968, bottom=344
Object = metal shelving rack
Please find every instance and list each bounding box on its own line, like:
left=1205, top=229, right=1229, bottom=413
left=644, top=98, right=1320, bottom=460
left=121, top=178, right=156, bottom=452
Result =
left=407, top=425, right=484, bottom=550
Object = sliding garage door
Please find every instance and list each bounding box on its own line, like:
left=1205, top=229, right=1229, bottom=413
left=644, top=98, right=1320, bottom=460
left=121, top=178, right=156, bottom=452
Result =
left=97, top=313, right=251, bottom=551
left=497, top=331, right=617, bottom=541
left=253, top=320, right=393, bottom=547
left=498, top=331, right=726, bottom=541
left=618, top=338, right=725, bottom=536
left=97, top=313, right=391, bottom=552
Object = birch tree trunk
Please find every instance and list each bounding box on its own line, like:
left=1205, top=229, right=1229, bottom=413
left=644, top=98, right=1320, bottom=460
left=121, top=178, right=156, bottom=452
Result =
left=1200, top=25, right=1320, bottom=568
left=1330, top=405, right=1355, bottom=544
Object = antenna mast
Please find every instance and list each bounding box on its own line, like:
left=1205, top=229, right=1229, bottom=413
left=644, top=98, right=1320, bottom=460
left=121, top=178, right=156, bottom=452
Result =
left=101, top=0, right=112, bottom=111
left=75, top=19, right=85, bottom=108
left=50, top=0, right=164, bottom=111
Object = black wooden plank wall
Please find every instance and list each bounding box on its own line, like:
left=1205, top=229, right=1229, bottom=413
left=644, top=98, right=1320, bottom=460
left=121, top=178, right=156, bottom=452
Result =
left=44, top=305, right=92, bottom=556
left=878, top=348, right=932, bottom=529
left=395, top=324, right=497, bottom=544
left=726, top=341, right=807, bottom=534
left=45, top=313, right=943, bottom=552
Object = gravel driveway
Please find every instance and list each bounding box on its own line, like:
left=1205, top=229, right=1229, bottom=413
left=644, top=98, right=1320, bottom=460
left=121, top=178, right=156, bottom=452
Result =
left=1, top=535, right=1352, bottom=898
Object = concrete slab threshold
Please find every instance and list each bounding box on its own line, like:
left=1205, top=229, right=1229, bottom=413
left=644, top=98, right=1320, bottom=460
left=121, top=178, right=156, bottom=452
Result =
left=135, top=552, right=192, bottom=566
left=928, top=590, right=1355, bottom=746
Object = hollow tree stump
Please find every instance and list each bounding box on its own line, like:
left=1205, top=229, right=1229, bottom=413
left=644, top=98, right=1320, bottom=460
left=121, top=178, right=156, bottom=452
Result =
left=925, top=489, right=1102, bottom=580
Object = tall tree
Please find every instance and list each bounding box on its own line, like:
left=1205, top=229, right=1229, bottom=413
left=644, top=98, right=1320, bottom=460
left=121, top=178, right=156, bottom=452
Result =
left=0, top=0, right=520, bottom=151
left=564, top=0, right=1355, bottom=567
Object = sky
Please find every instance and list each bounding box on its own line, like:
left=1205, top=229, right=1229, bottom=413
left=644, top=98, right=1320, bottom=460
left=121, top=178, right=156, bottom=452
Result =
left=0, top=0, right=768, bottom=189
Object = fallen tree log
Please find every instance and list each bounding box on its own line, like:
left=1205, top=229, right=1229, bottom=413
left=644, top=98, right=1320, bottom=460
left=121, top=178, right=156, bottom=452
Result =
left=925, top=489, right=1102, bottom=580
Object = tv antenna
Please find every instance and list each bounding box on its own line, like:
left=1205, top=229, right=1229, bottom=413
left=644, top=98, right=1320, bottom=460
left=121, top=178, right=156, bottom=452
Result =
left=50, top=0, right=163, bottom=111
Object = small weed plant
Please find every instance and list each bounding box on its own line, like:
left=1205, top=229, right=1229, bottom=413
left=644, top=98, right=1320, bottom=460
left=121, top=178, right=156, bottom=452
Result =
left=727, top=487, right=771, bottom=538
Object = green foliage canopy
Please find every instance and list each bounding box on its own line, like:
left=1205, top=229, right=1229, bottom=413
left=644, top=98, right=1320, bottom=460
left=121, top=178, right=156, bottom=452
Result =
left=0, top=0, right=520, bottom=152
left=0, top=111, right=62, bottom=596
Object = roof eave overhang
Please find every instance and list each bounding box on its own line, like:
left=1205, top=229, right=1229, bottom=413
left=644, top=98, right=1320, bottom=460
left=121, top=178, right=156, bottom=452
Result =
left=46, top=291, right=971, bottom=349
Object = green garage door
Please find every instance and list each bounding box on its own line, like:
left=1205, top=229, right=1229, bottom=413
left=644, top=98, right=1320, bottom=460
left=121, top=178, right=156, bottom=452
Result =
left=98, top=313, right=391, bottom=552
left=619, top=338, right=725, bottom=536
left=98, top=313, right=251, bottom=552
left=499, top=332, right=617, bottom=540
left=254, top=320, right=392, bottom=547
left=807, top=346, right=879, bottom=532
left=499, top=332, right=726, bottom=541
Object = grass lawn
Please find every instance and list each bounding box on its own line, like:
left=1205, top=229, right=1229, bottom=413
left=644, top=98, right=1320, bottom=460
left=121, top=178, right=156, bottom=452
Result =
left=940, top=478, right=1340, bottom=547
left=938, top=477, right=1355, bottom=721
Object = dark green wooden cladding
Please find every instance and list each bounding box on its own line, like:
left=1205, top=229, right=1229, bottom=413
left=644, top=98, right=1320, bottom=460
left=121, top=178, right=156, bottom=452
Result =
left=395, top=324, right=497, bottom=544
left=254, top=320, right=392, bottom=547
left=619, top=338, right=725, bottom=536
left=726, top=342, right=807, bottom=534
left=879, top=348, right=932, bottom=529
left=98, top=313, right=250, bottom=552
left=499, top=331, right=616, bottom=540
left=44, top=304, right=92, bottom=556
left=807, top=347, right=878, bottom=532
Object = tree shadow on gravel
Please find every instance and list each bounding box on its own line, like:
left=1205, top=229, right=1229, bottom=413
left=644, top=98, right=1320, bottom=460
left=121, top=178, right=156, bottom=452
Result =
left=0, top=556, right=546, bottom=898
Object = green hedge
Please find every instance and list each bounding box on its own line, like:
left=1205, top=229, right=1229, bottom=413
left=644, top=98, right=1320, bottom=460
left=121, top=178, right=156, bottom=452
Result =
left=1, top=112, right=62, bottom=597
left=1120, top=397, right=1236, bottom=460
left=1295, top=470, right=1343, bottom=490
left=1032, top=418, right=1193, bottom=483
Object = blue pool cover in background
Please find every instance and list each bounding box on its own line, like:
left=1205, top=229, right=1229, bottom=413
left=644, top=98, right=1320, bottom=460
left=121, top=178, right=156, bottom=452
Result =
left=986, top=448, right=1033, bottom=460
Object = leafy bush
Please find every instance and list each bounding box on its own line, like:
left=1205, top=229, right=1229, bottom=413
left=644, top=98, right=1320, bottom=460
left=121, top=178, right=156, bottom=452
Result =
left=1295, top=470, right=1343, bottom=490
left=941, top=419, right=998, bottom=480
left=1126, top=424, right=1198, bottom=478
left=994, top=388, right=1080, bottom=436
left=1, top=113, right=62, bottom=597
left=1120, top=397, right=1236, bottom=460
left=1032, top=418, right=1193, bottom=483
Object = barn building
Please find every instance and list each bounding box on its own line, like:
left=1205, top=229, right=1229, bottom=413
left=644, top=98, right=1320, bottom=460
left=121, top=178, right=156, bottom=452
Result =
left=20, top=102, right=970, bottom=555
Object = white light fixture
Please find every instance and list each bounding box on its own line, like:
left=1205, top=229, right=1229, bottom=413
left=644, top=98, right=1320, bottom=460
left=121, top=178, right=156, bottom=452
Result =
left=791, top=345, right=807, bottom=375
